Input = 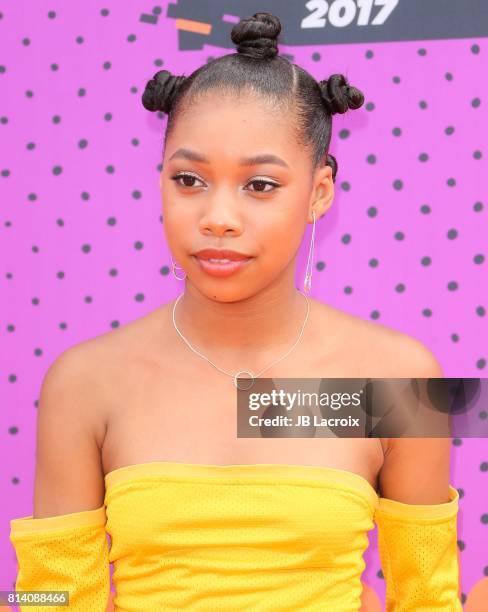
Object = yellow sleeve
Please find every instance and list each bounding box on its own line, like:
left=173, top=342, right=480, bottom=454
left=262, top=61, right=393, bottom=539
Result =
left=9, top=505, right=110, bottom=611
left=374, top=484, right=462, bottom=611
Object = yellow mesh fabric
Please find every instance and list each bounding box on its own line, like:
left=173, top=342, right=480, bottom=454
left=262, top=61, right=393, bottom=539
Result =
left=9, top=462, right=462, bottom=611
left=375, top=484, right=462, bottom=611
left=9, top=506, right=110, bottom=611
left=103, top=462, right=378, bottom=611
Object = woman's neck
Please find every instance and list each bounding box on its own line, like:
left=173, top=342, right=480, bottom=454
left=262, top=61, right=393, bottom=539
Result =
left=171, top=282, right=310, bottom=369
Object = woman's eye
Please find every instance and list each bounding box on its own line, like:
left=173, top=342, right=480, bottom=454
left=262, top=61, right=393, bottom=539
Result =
left=170, top=173, right=280, bottom=193
left=171, top=172, right=205, bottom=188
left=246, top=179, right=280, bottom=193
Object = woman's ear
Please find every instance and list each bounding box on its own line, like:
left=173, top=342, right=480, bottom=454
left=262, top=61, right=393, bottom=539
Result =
left=309, top=163, right=334, bottom=222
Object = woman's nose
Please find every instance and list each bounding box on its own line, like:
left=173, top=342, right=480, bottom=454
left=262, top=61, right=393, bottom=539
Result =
left=198, top=192, right=244, bottom=236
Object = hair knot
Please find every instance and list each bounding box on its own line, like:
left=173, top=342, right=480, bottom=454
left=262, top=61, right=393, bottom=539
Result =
left=231, top=12, right=281, bottom=60
left=318, top=74, right=364, bottom=116
left=141, top=69, right=187, bottom=114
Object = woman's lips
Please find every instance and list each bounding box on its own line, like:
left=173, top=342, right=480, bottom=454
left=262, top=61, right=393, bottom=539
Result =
left=192, top=255, right=254, bottom=277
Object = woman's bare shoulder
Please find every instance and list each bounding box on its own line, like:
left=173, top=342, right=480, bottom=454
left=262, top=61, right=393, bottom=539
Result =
left=314, top=299, right=443, bottom=378
left=50, top=304, right=173, bottom=437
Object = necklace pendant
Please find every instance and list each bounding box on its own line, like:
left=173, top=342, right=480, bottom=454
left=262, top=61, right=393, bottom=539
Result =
left=234, top=370, right=255, bottom=390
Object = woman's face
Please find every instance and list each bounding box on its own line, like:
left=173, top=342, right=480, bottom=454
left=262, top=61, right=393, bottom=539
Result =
left=160, top=91, right=333, bottom=301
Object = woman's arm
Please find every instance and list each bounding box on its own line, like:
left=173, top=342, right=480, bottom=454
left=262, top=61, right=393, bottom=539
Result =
left=10, top=346, right=110, bottom=611
left=374, top=341, right=462, bottom=611
left=33, top=345, right=106, bottom=517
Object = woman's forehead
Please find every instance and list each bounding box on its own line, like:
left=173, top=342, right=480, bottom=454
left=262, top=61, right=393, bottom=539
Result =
left=168, top=94, right=299, bottom=162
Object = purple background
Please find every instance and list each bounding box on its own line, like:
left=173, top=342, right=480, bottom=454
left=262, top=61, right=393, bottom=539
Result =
left=1, top=2, right=486, bottom=608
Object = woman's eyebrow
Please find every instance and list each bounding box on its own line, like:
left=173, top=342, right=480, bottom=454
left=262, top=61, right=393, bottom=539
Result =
left=168, top=148, right=290, bottom=169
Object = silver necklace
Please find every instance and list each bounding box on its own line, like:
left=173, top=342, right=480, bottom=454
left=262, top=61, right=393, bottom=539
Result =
left=171, top=291, right=310, bottom=390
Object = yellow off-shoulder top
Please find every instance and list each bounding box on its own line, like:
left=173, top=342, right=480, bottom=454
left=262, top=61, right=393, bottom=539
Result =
left=9, top=462, right=462, bottom=611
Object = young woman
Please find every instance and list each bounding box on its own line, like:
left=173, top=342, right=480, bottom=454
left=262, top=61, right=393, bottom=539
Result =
left=10, top=12, right=461, bottom=611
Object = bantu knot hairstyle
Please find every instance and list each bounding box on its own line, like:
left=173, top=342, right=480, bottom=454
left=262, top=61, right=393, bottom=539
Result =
left=231, top=12, right=281, bottom=60
left=318, top=74, right=365, bottom=116
left=141, top=11, right=365, bottom=182
left=141, top=70, right=187, bottom=114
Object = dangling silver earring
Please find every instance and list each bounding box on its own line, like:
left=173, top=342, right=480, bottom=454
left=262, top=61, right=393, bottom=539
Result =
left=303, top=210, right=316, bottom=294
left=170, top=255, right=187, bottom=280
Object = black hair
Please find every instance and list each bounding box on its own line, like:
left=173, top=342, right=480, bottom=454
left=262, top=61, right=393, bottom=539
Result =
left=141, top=12, right=365, bottom=182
